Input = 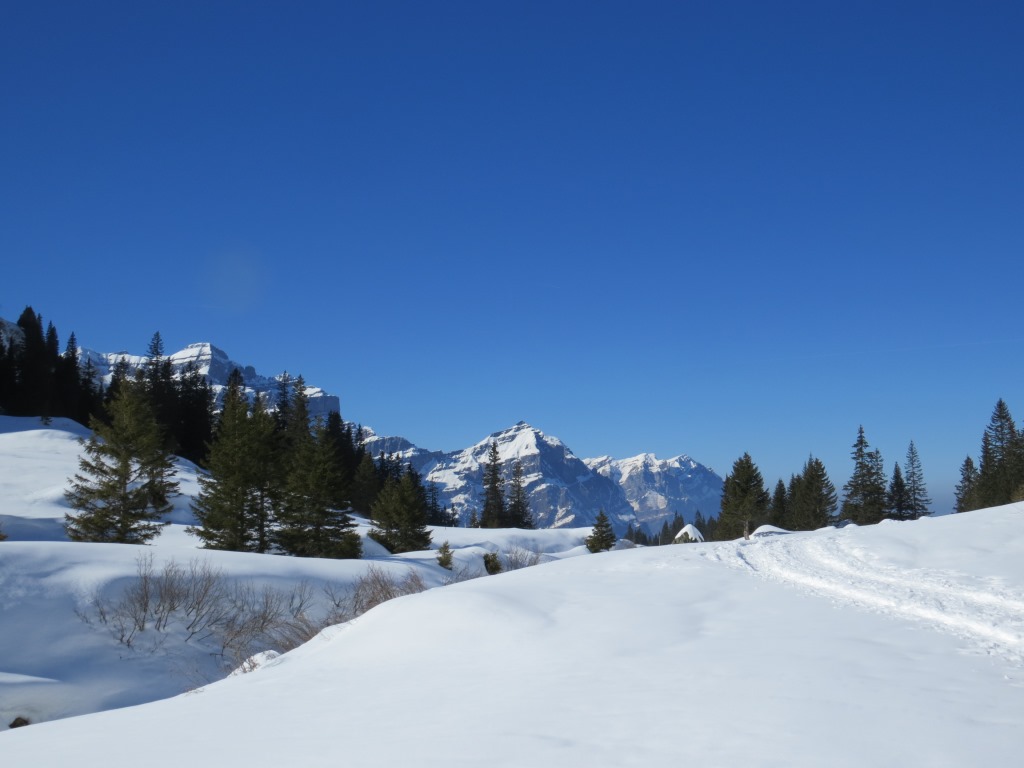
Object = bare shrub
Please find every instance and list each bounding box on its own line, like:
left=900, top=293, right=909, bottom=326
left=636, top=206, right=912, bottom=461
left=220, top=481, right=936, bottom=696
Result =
left=503, top=545, right=542, bottom=571
left=347, top=565, right=426, bottom=617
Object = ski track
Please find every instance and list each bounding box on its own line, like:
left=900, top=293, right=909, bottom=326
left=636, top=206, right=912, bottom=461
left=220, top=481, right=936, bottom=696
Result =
left=702, top=533, right=1024, bottom=665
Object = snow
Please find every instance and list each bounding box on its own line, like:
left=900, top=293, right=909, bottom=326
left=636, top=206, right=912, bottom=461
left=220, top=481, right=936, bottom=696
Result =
left=1, top=417, right=1023, bottom=765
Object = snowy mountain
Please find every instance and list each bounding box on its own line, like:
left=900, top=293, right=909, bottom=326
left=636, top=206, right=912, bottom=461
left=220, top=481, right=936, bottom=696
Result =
left=79, top=342, right=341, bottom=419
left=585, top=453, right=724, bottom=532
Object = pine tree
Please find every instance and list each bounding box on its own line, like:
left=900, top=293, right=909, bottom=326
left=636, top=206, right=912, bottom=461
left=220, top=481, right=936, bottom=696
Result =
left=768, top=479, right=788, bottom=528
left=975, top=399, right=1023, bottom=508
left=350, top=452, right=380, bottom=515
left=954, top=456, right=980, bottom=513
left=788, top=456, right=837, bottom=530
left=246, top=393, right=282, bottom=552
left=716, top=453, right=769, bottom=540
left=841, top=427, right=887, bottom=525
left=175, top=362, right=213, bottom=466
left=585, top=510, right=617, bottom=552
left=276, top=418, right=362, bottom=559
left=506, top=458, right=533, bottom=529
left=189, top=369, right=257, bottom=551
left=369, top=469, right=432, bottom=553
left=436, top=540, right=453, bottom=570
left=885, top=462, right=910, bottom=521
left=903, top=441, right=931, bottom=519
left=480, top=441, right=506, bottom=528
left=64, top=381, right=178, bottom=543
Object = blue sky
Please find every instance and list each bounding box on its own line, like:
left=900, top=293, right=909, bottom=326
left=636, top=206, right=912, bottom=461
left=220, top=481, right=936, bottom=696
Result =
left=2, top=1, right=1022, bottom=512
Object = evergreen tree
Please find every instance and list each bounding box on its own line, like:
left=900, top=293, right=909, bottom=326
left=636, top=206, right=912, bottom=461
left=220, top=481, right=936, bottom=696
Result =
left=276, top=418, right=361, bottom=559
left=14, top=307, right=50, bottom=416
left=903, top=441, right=931, bottom=519
left=324, top=411, right=355, bottom=510
left=369, top=468, right=432, bottom=553
left=768, top=479, right=788, bottom=528
left=189, top=370, right=258, bottom=551
left=0, top=521, right=7, bottom=541
left=175, top=361, right=214, bottom=465
left=841, top=427, right=887, bottom=525
left=246, top=393, right=283, bottom=552
left=436, top=540, right=453, bottom=569
left=506, top=458, right=533, bottom=529
left=585, top=510, right=617, bottom=552
left=480, top=441, right=506, bottom=528
left=975, top=399, right=1023, bottom=508
left=716, top=453, right=769, bottom=540
left=788, top=456, right=837, bottom=530
left=64, top=381, right=178, bottom=543
left=885, top=462, right=910, bottom=521
left=350, top=452, right=380, bottom=515
left=955, top=456, right=980, bottom=513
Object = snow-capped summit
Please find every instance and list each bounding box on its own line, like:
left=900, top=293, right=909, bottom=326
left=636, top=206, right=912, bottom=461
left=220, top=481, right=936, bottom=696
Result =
left=585, top=452, right=723, bottom=533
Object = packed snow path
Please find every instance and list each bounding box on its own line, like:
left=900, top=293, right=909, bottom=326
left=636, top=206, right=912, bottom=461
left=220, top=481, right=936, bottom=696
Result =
left=702, top=522, right=1024, bottom=665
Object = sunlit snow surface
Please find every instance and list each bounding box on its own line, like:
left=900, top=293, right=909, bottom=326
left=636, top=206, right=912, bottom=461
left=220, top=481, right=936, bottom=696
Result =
left=1, top=416, right=1022, bottom=766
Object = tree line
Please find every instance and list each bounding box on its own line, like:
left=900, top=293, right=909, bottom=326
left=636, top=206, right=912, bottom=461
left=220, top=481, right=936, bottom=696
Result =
left=714, top=429, right=931, bottom=540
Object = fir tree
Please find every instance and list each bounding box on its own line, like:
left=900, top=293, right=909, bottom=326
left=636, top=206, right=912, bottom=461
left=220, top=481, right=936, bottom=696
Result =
left=64, top=381, right=178, bottom=543
left=716, top=453, right=769, bottom=540
left=276, top=418, right=362, bottom=559
left=436, top=540, right=453, bottom=570
left=885, top=462, right=910, bottom=521
left=585, top=510, right=617, bottom=552
left=975, top=399, right=1023, bottom=508
left=480, top=441, right=506, bottom=528
left=246, top=393, right=283, bottom=552
left=841, top=427, right=887, bottom=525
left=954, top=456, right=980, bottom=513
left=506, top=458, right=533, bottom=529
left=189, top=369, right=257, bottom=551
left=788, top=456, right=837, bottom=530
left=903, top=441, right=931, bottom=519
left=369, top=469, right=432, bottom=553
left=350, top=452, right=380, bottom=515
left=768, top=479, right=788, bottom=528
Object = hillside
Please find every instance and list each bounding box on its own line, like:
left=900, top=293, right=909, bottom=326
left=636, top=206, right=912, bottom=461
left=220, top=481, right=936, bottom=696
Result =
left=1, top=416, right=1022, bottom=765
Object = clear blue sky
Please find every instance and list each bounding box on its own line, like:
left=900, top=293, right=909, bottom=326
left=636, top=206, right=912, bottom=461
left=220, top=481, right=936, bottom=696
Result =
left=3, top=1, right=1022, bottom=512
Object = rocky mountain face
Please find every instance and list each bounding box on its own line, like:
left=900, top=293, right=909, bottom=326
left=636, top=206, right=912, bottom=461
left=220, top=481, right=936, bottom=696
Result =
left=62, top=335, right=721, bottom=535
left=365, top=422, right=723, bottom=535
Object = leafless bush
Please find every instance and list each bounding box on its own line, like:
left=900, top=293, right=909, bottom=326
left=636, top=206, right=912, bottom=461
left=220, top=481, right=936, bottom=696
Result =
left=81, top=556, right=432, bottom=670
left=347, top=565, right=426, bottom=617
left=503, top=545, right=542, bottom=571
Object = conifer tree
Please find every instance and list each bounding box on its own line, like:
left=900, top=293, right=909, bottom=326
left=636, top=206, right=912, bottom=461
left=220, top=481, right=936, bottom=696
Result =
left=585, top=510, right=617, bottom=552
left=885, top=462, right=910, bottom=521
left=275, top=420, right=361, bottom=559
left=788, top=456, right=837, bottom=530
left=189, top=370, right=257, bottom=551
left=0, top=521, right=7, bottom=541
left=955, top=456, right=980, bottom=513
left=369, top=468, right=432, bottom=553
left=975, top=399, right=1023, bottom=508
left=506, top=458, right=533, bottom=529
left=841, top=427, right=887, bottom=525
left=350, top=452, right=380, bottom=515
left=768, top=479, right=788, bottom=528
left=246, top=393, right=283, bottom=552
left=716, top=453, right=769, bottom=540
left=64, top=381, right=178, bottom=543
left=480, top=441, right=506, bottom=528
left=903, top=441, right=931, bottom=519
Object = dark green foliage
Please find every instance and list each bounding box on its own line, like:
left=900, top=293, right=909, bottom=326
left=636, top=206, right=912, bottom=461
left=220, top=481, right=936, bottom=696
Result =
left=841, top=427, right=887, bottom=525
left=350, top=453, right=380, bottom=515
left=64, top=381, right=178, bottom=543
left=768, top=479, right=788, bottom=528
left=369, top=469, right=432, bottom=554
left=189, top=370, right=268, bottom=551
left=585, top=509, right=617, bottom=552
left=886, top=462, right=910, bottom=521
left=903, top=441, right=931, bottom=518
left=174, top=362, right=214, bottom=466
left=436, top=540, right=453, bottom=570
left=506, top=458, right=534, bottom=529
left=480, top=441, right=506, bottom=528
left=787, top=457, right=837, bottom=530
left=482, top=551, right=503, bottom=574
left=0, top=520, right=7, bottom=541
left=955, top=456, right=979, bottom=513
left=973, top=399, right=1024, bottom=509
left=716, top=453, right=769, bottom=540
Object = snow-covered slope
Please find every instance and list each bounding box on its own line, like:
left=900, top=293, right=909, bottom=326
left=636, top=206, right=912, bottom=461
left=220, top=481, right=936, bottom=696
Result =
left=2, top=416, right=1023, bottom=765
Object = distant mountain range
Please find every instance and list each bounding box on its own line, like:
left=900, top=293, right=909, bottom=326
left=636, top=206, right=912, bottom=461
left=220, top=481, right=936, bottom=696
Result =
left=19, top=330, right=723, bottom=535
